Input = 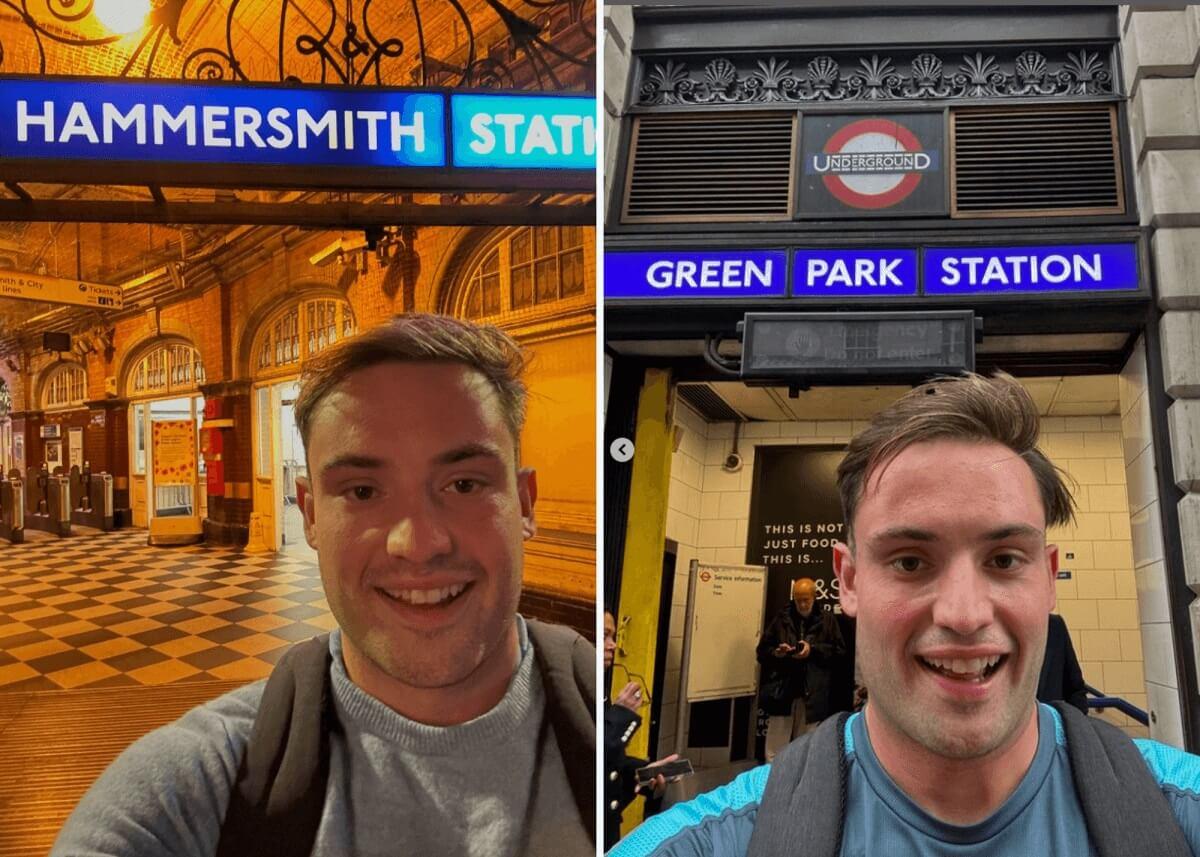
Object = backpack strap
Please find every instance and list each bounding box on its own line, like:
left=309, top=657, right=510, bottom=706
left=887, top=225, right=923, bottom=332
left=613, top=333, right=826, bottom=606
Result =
left=746, top=712, right=849, bottom=857
left=216, top=634, right=333, bottom=857
left=1054, top=702, right=1192, bottom=857
left=526, top=619, right=597, bottom=844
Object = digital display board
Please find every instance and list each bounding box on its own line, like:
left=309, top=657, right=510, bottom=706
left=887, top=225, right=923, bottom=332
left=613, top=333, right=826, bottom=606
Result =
left=740, top=311, right=975, bottom=379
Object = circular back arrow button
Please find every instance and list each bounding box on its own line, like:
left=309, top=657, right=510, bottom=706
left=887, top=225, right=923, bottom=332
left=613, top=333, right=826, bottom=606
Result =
left=609, top=438, right=634, bottom=462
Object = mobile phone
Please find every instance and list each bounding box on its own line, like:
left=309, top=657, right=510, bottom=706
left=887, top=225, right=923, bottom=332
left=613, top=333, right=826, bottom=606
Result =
left=635, top=758, right=695, bottom=785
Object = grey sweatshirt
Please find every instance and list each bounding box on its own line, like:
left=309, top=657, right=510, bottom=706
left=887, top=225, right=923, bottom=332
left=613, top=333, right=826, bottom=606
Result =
left=51, top=618, right=591, bottom=857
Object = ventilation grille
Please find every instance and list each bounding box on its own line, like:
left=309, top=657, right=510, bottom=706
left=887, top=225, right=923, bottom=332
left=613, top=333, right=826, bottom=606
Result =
left=951, top=105, right=1123, bottom=217
left=677, top=383, right=742, bottom=422
left=623, top=113, right=795, bottom=222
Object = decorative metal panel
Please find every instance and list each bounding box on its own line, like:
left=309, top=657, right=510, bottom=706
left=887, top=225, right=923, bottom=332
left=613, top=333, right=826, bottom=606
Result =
left=0, top=0, right=592, bottom=89
left=635, top=47, right=1115, bottom=107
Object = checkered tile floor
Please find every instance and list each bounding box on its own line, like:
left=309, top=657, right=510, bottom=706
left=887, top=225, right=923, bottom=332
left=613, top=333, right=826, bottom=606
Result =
left=0, top=529, right=334, bottom=692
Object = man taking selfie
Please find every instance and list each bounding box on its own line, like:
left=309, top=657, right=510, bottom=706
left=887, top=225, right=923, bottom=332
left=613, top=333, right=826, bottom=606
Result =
left=53, top=314, right=595, bottom=857
left=611, top=373, right=1200, bottom=857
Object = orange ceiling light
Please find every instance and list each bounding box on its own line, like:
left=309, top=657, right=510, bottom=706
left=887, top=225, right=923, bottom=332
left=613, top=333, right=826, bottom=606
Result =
left=93, top=0, right=152, bottom=34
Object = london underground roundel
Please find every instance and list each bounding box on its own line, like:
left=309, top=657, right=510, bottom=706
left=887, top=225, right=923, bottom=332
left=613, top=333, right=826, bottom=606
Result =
left=800, top=113, right=944, bottom=217
left=819, top=119, right=928, bottom=209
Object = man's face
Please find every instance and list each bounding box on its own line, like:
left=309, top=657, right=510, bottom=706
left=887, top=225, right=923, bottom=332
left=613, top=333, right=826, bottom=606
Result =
left=792, top=580, right=816, bottom=616
left=298, top=361, right=536, bottom=694
left=833, top=439, right=1057, bottom=760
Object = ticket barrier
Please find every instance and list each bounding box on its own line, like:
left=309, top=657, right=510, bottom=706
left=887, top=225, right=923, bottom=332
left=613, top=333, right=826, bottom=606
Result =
left=69, top=465, right=115, bottom=531
left=0, top=475, right=23, bottom=543
left=24, top=466, right=70, bottom=537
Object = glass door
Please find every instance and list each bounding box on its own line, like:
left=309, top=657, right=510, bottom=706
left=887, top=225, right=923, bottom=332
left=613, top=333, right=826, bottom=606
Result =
left=252, top=383, right=282, bottom=551
left=132, top=395, right=205, bottom=543
left=129, top=402, right=148, bottom=527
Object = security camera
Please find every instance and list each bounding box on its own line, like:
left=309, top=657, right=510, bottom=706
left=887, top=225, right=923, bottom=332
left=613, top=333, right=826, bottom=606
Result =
left=723, top=452, right=743, bottom=473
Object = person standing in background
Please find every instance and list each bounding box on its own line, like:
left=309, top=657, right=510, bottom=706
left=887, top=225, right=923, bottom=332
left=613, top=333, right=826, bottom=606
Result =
left=756, top=578, right=845, bottom=760
left=1038, top=613, right=1089, bottom=715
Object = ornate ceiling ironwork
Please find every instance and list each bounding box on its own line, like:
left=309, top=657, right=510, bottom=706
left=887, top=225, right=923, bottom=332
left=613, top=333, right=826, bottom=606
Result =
left=636, top=47, right=1115, bottom=107
left=0, top=0, right=593, bottom=89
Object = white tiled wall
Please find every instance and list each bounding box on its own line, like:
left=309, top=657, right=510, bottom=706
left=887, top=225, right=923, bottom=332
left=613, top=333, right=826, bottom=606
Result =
left=657, top=400, right=706, bottom=755
left=1120, top=337, right=1186, bottom=747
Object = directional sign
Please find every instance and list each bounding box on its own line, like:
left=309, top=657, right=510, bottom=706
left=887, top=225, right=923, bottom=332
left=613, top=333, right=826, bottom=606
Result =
left=0, top=271, right=123, bottom=309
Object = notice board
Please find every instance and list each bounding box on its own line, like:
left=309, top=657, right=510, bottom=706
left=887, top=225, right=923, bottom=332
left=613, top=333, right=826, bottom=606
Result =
left=746, top=445, right=846, bottom=623
left=682, top=562, right=768, bottom=702
left=152, top=420, right=196, bottom=486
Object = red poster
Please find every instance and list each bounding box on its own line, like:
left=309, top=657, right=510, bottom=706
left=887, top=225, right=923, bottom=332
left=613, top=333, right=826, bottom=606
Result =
left=206, top=459, right=224, bottom=497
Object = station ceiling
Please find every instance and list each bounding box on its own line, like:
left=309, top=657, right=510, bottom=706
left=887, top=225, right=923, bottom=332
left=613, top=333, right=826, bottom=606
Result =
left=0, top=0, right=594, bottom=346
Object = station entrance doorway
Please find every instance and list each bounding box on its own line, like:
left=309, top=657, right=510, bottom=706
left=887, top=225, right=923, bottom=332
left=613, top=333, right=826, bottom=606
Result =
left=251, top=379, right=310, bottom=558
left=605, top=297, right=1189, bottom=764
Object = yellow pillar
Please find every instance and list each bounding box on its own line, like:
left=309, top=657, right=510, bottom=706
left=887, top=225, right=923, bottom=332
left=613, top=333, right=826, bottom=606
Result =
left=614, top=368, right=673, bottom=832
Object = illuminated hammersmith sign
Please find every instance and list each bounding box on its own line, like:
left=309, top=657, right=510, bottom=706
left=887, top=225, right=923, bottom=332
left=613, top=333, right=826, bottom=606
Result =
left=0, top=271, right=123, bottom=309
left=0, top=77, right=595, bottom=188
left=606, top=243, right=1140, bottom=300
left=604, top=251, right=788, bottom=299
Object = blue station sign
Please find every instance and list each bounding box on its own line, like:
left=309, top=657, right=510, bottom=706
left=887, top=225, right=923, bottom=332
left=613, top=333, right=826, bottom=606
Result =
left=450, top=94, right=595, bottom=170
left=793, top=249, right=918, bottom=296
left=0, top=77, right=595, bottom=179
left=924, top=244, right=1139, bottom=295
left=606, top=244, right=1140, bottom=300
left=605, top=251, right=788, bottom=299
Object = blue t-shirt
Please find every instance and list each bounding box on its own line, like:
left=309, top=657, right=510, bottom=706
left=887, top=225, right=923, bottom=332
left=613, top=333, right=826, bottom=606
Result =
left=611, top=704, right=1200, bottom=857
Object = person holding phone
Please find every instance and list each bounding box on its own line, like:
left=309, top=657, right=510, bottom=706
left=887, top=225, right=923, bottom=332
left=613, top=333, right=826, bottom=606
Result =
left=756, top=578, right=845, bottom=761
left=605, top=610, right=675, bottom=850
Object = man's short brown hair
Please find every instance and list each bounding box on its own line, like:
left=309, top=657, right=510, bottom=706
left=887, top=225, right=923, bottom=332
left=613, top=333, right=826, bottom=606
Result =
left=836, top=371, right=1075, bottom=545
left=293, top=313, right=527, bottom=452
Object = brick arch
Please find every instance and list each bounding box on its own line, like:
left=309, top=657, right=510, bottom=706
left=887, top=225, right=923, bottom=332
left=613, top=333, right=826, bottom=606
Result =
left=114, top=327, right=203, bottom=400
left=236, top=282, right=354, bottom=380
left=432, top=226, right=510, bottom=316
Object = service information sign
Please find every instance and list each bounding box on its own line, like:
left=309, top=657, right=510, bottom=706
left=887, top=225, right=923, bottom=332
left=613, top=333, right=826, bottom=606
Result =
left=799, top=113, right=945, bottom=217
left=924, top=244, right=1140, bottom=295
left=0, top=78, right=596, bottom=177
left=0, top=270, right=123, bottom=309
left=604, top=250, right=788, bottom=299
left=152, top=420, right=196, bottom=487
